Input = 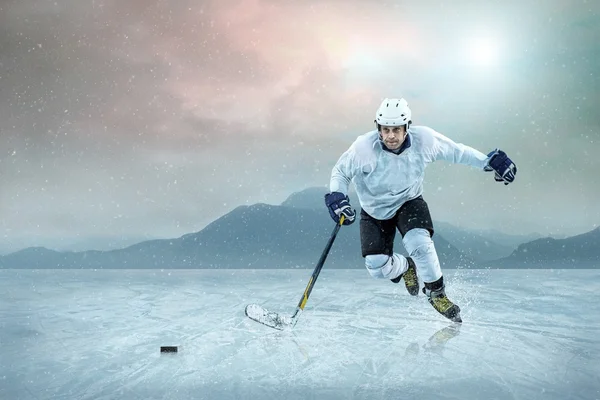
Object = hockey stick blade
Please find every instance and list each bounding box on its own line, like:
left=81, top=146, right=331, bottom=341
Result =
left=245, top=304, right=298, bottom=330
left=244, top=219, right=343, bottom=330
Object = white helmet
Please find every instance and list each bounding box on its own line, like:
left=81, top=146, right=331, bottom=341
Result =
left=374, top=98, right=412, bottom=128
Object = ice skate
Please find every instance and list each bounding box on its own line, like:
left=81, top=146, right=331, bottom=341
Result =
left=423, top=278, right=462, bottom=323
left=391, top=256, right=419, bottom=296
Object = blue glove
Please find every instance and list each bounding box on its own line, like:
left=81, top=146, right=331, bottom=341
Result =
left=484, top=149, right=517, bottom=185
left=324, top=192, right=356, bottom=225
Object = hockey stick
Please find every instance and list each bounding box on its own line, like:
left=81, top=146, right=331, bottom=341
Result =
left=245, top=214, right=346, bottom=330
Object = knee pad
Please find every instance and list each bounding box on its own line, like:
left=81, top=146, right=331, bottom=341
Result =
left=402, top=228, right=432, bottom=254
left=365, top=253, right=406, bottom=280
left=402, top=228, right=442, bottom=283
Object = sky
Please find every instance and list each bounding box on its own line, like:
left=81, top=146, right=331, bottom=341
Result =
left=1, top=0, right=599, bottom=253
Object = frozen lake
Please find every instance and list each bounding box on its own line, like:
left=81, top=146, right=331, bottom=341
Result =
left=1, top=268, right=599, bottom=400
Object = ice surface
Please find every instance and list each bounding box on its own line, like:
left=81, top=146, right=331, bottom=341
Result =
left=1, top=268, right=599, bottom=400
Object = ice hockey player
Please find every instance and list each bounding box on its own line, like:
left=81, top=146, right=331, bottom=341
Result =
left=324, top=97, right=517, bottom=322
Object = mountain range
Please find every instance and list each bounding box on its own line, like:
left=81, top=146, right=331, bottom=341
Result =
left=0, top=187, right=598, bottom=269
left=485, top=227, right=600, bottom=268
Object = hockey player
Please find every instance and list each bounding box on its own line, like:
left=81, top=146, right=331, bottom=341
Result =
left=324, top=98, right=517, bottom=322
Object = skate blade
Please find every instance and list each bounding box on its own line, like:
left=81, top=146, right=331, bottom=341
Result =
left=451, top=314, right=462, bottom=323
left=438, top=305, right=462, bottom=323
left=448, top=308, right=462, bottom=323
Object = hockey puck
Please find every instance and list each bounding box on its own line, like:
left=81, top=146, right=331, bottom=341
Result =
left=160, top=346, right=178, bottom=353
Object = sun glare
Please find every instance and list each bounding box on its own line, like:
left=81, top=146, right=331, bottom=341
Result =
left=467, top=37, right=500, bottom=67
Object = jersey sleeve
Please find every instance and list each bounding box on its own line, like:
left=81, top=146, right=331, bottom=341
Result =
left=430, top=129, right=489, bottom=170
left=329, top=147, right=356, bottom=194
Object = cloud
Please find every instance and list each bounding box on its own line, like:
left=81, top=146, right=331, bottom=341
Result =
left=1, top=0, right=599, bottom=252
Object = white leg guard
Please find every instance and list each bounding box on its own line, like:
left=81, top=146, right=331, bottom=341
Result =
left=364, top=253, right=408, bottom=280
left=402, top=228, right=442, bottom=283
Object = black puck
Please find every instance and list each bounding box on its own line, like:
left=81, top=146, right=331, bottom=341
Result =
left=160, top=346, right=178, bottom=353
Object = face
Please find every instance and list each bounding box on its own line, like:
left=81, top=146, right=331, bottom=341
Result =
left=379, top=125, right=407, bottom=150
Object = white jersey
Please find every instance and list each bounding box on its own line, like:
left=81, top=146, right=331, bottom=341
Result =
left=329, top=125, right=489, bottom=220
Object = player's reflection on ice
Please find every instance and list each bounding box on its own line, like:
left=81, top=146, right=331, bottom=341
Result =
left=405, top=323, right=461, bottom=357
left=243, top=322, right=462, bottom=365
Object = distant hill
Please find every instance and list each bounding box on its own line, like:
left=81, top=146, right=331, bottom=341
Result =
left=469, top=228, right=545, bottom=249
left=0, top=234, right=169, bottom=256
left=1, top=187, right=596, bottom=269
left=433, top=221, right=514, bottom=261
left=0, top=189, right=472, bottom=269
left=281, top=186, right=332, bottom=210
left=485, top=227, right=600, bottom=268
